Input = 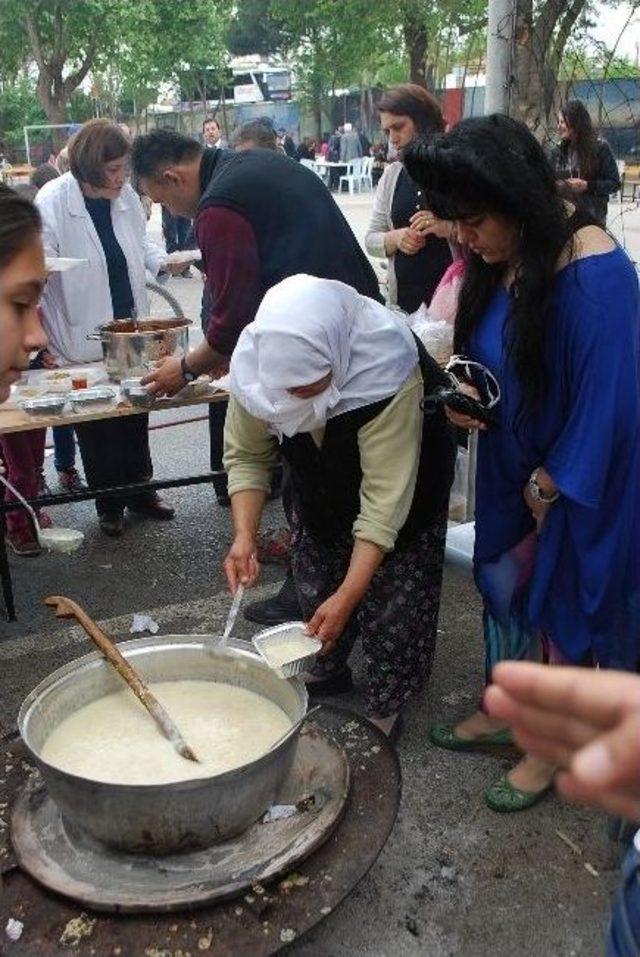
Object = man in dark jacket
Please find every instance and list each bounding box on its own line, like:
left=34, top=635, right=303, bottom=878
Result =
left=277, top=128, right=296, bottom=158
left=132, top=130, right=380, bottom=393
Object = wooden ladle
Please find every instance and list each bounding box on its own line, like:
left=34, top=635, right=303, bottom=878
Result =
left=45, top=596, right=199, bottom=764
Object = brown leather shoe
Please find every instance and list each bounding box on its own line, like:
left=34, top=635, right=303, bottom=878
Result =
left=128, top=497, right=175, bottom=521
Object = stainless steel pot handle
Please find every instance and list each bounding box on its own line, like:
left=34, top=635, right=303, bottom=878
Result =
left=86, top=333, right=104, bottom=341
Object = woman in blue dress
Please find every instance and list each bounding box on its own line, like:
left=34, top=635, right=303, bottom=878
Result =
left=404, top=115, right=640, bottom=812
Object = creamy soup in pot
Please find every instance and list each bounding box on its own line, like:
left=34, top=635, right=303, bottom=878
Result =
left=40, top=680, right=292, bottom=785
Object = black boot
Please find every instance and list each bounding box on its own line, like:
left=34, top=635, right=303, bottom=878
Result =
left=244, top=570, right=302, bottom=625
left=306, top=666, right=354, bottom=697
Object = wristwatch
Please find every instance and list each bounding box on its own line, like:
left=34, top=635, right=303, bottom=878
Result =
left=528, top=468, right=560, bottom=504
left=180, top=355, right=197, bottom=384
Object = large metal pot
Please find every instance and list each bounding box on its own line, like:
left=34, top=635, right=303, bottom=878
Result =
left=87, top=318, right=191, bottom=382
left=18, top=635, right=308, bottom=854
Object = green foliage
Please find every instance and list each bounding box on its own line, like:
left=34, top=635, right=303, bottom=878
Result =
left=0, top=0, right=231, bottom=128
left=270, top=0, right=392, bottom=106
left=0, top=78, right=46, bottom=146
left=227, top=0, right=286, bottom=57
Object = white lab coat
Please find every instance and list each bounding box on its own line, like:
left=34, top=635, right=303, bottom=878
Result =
left=36, top=172, right=166, bottom=364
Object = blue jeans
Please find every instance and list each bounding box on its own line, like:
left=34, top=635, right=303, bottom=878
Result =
left=53, top=425, right=75, bottom=472
left=608, top=840, right=640, bottom=956
left=161, top=207, right=192, bottom=254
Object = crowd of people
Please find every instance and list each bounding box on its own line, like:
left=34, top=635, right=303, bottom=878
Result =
left=0, top=84, right=637, bottom=952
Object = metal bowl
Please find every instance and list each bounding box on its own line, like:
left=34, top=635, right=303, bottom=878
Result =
left=69, top=387, right=116, bottom=414
left=87, top=318, right=191, bottom=383
left=18, top=635, right=308, bottom=854
left=21, top=394, right=67, bottom=416
left=253, top=622, right=322, bottom=678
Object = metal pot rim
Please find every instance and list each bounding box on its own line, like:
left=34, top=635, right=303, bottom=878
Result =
left=19, top=635, right=308, bottom=793
left=94, top=318, right=192, bottom=336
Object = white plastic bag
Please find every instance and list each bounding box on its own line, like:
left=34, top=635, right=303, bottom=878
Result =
left=448, top=447, right=469, bottom=523
left=402, top=304, right=454, bottom=365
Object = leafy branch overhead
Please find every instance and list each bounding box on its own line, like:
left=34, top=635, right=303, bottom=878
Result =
left=0, top=0, right=635, bottom=146
left=0, top=0, right=231, bottom=126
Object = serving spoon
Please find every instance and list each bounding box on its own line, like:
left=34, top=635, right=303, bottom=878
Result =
left=205, top=583, right=245, bottom=654
left=45, top=595, right=199, bottom=764
left=0, top=472, right=84, bottom=553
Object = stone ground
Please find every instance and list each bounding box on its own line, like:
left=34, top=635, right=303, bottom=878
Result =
left=1, top=191, right=638, bottom=956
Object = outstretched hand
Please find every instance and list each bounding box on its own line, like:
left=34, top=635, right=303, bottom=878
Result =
left=485, top=662, right=640, bottom=822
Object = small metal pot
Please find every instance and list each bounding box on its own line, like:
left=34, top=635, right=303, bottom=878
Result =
left=87, top=318, right=191, bottom=383
left=18, top=636, right=308, bottom=854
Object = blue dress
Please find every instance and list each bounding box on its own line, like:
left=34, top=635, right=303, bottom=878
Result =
left=469, top=247, right=640, bottom=670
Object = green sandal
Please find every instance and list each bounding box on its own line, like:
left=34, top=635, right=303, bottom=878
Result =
left=485, top=775, right=554, bottom=813
left=430, top=723, right=514, bottom=752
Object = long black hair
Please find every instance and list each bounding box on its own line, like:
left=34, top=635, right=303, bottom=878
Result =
left=559, top=99, right=599, bottom=179
left=404, top=114, right=574, bottom=406
left=0, top=183, right=41, bottom=270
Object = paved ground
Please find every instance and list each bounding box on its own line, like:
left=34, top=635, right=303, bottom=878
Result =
left=2, top=190, right=638, bottom=956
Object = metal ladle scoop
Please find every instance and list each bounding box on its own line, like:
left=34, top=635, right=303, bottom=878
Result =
left=0, top=472, right=84, bottom=553
left=205, top=583, right=244, bottom=654
left=46, top=595, right=199, bottom=764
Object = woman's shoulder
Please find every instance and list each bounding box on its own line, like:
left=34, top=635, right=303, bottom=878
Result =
left=556, top=224, right=616, bottom=271
left=555, top=230, right=637, bottom=311
left=377, top=161, right=402, bottom=189
left=35, top=170, right=71, bottom=206
left=570, top=225, right=617, bottom=260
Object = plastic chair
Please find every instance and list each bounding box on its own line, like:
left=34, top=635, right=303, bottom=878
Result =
left=359, top=156, right=374, bottom=192
left=338, top=157, right=364, bottom=195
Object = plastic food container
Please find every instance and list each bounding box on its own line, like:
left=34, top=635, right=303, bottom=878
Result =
left=252, top=622, right=322, bottom=679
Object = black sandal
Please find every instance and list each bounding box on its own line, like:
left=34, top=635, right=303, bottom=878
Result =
left=306, top=667, right=354, bottom=697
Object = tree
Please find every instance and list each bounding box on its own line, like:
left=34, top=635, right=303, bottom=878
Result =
left=117, top=0, right=231, bottom=123
left=0, top=0, right=231, bottom=141
left=0, top=0, right=127, bottom=134
left=396, top=0, right=487, bottom=90
left=510, top=0, right=637, bottom=137
left=271, top=0, right=392, bottom=137
left=227, top=0, right=286, bottom=57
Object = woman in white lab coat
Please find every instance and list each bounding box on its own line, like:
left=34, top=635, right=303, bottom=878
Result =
left=36, top=119, right=176, bottom=537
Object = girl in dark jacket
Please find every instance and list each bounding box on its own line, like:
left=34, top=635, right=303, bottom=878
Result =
left=550, top=99, right=621, bottom=227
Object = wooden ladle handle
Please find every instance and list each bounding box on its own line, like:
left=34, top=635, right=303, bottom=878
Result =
left=45, top=596, right=199, bottom=763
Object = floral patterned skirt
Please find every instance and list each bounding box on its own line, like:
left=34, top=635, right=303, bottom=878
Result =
left=291, top=509, right=448, bottom=718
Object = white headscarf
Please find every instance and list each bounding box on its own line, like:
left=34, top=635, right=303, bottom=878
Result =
left=229, top=274, right=419, bottom=440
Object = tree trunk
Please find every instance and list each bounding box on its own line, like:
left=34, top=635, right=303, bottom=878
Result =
left=35, top=73, right=68, bottom=150
left=511, top=0, right=589, bottom=141
left=220, top=85, right=229, bottom=139
left=402, top=8, right=429, bottom=88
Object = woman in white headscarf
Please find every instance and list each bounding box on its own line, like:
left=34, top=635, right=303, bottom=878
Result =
left=223, top=274, right=456, bottom=736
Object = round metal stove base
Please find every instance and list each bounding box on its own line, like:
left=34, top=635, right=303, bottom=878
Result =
left=12, top=723, right=349, bottom=912
left=2, top=706, right=401, bottom=955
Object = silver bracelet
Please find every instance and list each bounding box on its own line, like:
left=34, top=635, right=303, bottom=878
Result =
left=528, top=468, right=560, bottom=504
